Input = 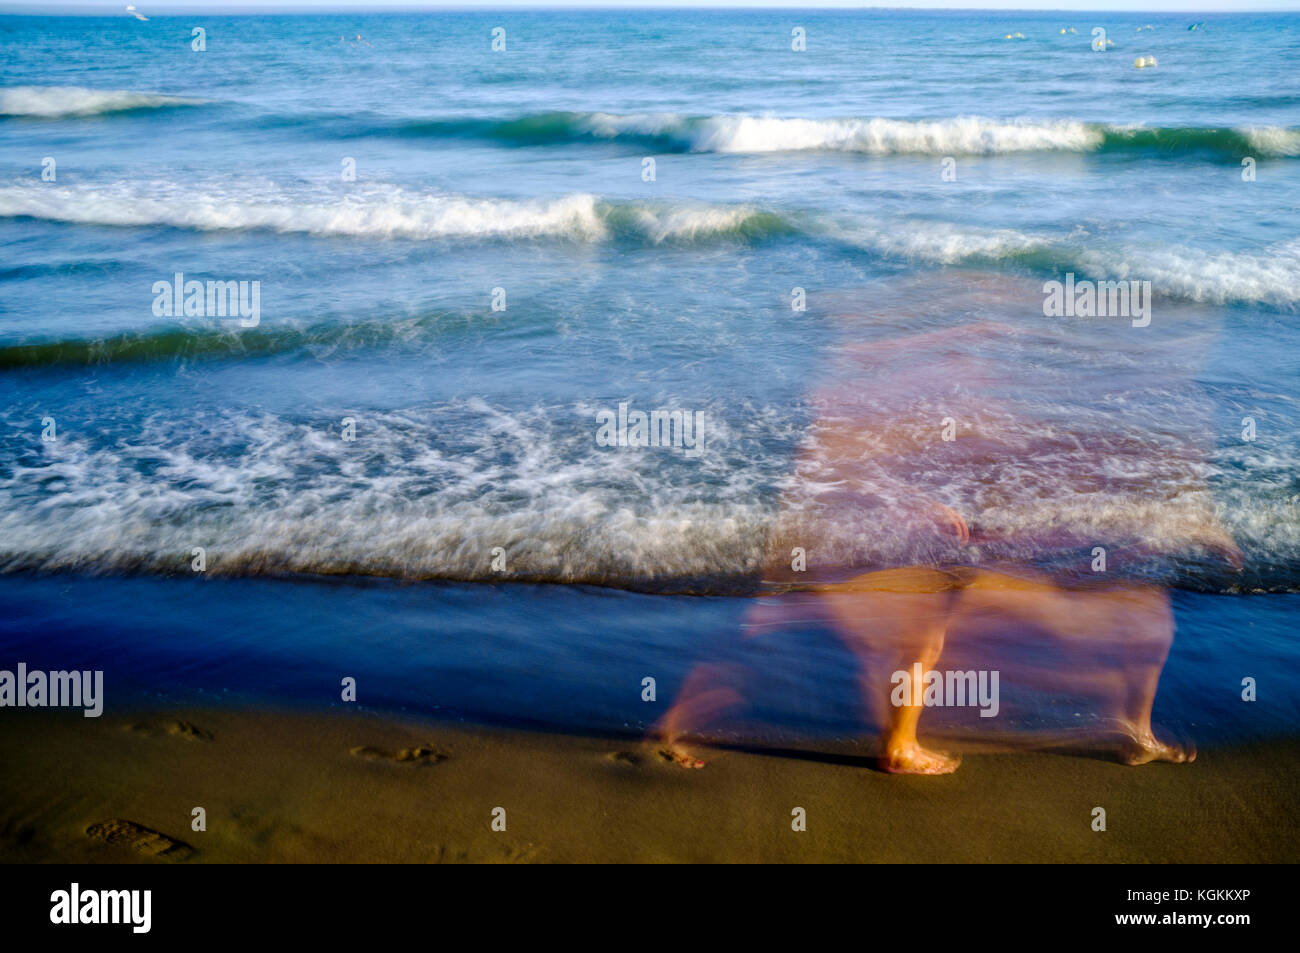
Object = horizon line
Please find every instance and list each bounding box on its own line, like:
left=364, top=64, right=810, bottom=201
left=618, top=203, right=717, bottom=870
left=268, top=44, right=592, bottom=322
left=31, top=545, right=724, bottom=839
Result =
left=3, top=3, right=1296, bottom=15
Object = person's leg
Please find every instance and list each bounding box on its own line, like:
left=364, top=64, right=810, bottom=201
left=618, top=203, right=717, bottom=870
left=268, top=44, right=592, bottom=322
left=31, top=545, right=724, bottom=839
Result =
left=874, top=611, right=954, bottom=774
left=652, top=662, right=743, bottom=768
left=651, top=591, right=825, bottom=767
left=819, top=568, right=962, bottom=774
left=1111, top=588, right=1194, bottom=764
left=950, top=569, right=1192, bottom=764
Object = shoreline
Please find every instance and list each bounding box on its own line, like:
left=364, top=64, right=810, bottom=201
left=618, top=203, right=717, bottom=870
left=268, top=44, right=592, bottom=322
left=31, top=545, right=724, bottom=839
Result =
left=2, top=705, right=1294, bottom=863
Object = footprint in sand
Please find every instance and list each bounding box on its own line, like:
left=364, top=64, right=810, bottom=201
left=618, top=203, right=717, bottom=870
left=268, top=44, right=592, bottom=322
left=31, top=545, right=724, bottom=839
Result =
left=607, top=749, right=704, bottom=768
left=85, top=819, right=193, bottom=860
left=350, top=744, right=448, bottom=766
left=126, top=719, right=213, bottom=742
left=606, top=750, right=644, bottom=766
left=432, top=841, right=540, bottom=863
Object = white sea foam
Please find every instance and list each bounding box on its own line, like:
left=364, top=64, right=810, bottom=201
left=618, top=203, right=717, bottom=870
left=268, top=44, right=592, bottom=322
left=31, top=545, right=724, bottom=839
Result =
left=835, top=219, right=1300, bottom=307
left=3, top=178, right=1297, bottom=306
left=837, top=218, right=1048, bottom=264
left=0, top=397, right=1291, bottom=590
left=0, top=180, right=780, bottom=244
left=560, top=113, right=1300, bottom=158
left=1076, top=239, right=1300, bottom=310
left=1241, top=126, right=1300, bottom=157
left=620, top=203, right=777, bottom=243
left=686, top=115, right=1104, bottom=155
left=572, top=113, right=1103, bottom=154
left=0, top=180, right=609, bottom=240
left=0, top=85, right=202, bottom=118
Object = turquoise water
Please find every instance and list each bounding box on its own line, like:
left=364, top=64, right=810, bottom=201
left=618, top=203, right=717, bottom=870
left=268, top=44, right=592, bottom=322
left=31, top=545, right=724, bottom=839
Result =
left=1, top=10, right=1298, bottom=743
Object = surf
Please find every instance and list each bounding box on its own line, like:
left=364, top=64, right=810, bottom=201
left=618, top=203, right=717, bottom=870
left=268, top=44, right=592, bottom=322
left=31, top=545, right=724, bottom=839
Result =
left=0, top=85, right=205, bottom=118
left=3, top=177, right=1297, bottom=308
left=310, top=110, right=1300, bottom=160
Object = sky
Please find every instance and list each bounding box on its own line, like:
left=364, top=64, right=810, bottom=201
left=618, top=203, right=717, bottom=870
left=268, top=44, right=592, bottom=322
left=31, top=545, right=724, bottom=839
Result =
left=6, top=1, right=1300, bottom=13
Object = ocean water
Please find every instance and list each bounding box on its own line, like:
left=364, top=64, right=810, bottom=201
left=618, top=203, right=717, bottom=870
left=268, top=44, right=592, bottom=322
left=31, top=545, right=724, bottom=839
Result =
left=1, top=9, right=1298, bottom=745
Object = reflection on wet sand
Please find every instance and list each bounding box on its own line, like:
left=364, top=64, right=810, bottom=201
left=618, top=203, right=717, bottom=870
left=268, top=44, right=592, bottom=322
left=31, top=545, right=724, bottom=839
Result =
left=655, top=274, right=1241, bottom=773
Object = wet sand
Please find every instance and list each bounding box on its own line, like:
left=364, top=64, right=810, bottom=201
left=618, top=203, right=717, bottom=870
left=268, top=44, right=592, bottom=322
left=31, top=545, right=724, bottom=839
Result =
left=0, top=706, right=1294, bottom=863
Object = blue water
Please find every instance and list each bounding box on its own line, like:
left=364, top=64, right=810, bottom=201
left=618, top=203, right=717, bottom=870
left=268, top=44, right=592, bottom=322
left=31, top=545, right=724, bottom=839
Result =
left=1, top=10, right=1298, bottom=744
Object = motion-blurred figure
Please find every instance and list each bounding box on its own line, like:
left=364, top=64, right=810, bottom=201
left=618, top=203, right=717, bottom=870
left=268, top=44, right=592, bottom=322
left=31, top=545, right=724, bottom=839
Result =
left=656, top=274, right=1239, bottom=773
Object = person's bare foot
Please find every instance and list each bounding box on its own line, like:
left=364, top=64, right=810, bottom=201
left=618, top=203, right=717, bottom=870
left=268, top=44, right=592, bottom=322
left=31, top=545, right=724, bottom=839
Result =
left=658, top=743, right=705, bottom=768
left=881, top=742, right=961, bottom=774
left=1120, top=730, right=1195, bottom=765
left=931, top=502, right=970, bottom=545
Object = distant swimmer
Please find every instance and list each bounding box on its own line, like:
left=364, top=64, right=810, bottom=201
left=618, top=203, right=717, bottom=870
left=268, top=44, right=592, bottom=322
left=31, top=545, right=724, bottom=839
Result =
left=1134, top=56, right=1158, bottom=69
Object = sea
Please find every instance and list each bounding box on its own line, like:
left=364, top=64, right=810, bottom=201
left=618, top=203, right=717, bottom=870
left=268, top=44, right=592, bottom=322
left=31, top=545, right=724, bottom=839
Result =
left=1, top=8, right=1297, bottom=747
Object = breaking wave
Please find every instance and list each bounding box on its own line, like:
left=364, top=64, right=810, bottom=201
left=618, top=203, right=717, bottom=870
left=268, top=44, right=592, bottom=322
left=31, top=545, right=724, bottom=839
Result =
left=0, top=400, right=1295, bottom=593
left=3, top=179, right=1297, bottom=308
left=0, top=180, right=786, bottom=244
left=363, top=111, right=1300, bottom=158
left=0, top=85, right=205, bottom=118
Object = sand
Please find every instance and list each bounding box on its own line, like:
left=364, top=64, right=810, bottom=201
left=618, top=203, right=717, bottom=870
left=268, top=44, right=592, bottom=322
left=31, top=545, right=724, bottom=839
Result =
left=0, top=707, right=1294, bottom=863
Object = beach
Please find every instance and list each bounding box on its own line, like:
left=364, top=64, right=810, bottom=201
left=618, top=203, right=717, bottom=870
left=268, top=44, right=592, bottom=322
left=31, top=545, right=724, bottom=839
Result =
left=2, top=8, right=1299, bottom=868
left=2, top=705, right=1296, bottom=864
